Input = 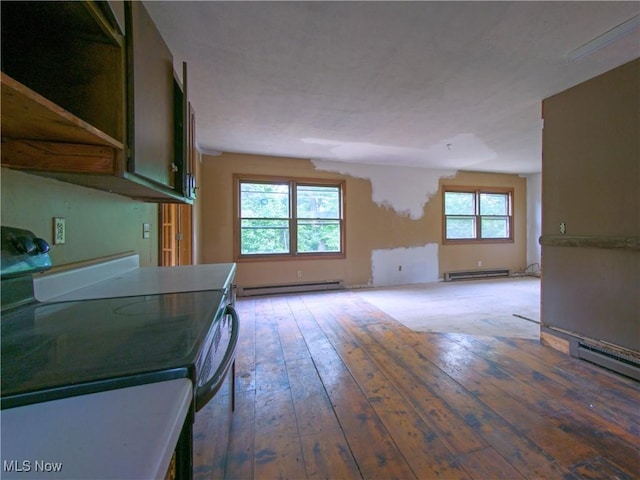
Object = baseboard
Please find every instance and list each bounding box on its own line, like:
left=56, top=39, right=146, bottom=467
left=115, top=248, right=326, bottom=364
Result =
left=540, top=331, right=570, bottom=355
left=238, top=280, right=344, bottom=297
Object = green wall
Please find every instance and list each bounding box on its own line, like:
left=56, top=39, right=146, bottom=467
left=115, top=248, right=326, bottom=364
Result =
left=1, top=168, right=158, bottom=268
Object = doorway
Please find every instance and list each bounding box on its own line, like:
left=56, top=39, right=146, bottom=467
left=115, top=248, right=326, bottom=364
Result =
left=160, top=203, right=193, bottom=266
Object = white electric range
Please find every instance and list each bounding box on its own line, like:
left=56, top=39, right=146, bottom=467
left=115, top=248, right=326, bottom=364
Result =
left=1, top=229, right=238, bottom=480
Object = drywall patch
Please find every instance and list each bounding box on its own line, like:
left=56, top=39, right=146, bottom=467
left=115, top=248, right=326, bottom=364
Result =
left=372, top=243, right=439, bottom=287
left=311, top=160, right=455, bottom=220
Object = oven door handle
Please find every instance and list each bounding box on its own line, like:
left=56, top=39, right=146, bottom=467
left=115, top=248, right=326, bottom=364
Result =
left=195, top=304, right=239, bottom=411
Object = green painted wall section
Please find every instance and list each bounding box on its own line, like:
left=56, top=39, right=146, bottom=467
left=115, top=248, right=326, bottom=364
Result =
left=1, top=168, right=158, bottom=268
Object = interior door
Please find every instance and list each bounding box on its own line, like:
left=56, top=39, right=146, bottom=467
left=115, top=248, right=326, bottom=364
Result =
left=160, top=203, right=193, bottom=266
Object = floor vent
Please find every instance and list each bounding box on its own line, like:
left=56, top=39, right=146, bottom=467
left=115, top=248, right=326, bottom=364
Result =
left=444, top=268, right=510, bottom=282
left=238, top=280, right=344, bottom=297
left=575, top=342, right=640, bottom=381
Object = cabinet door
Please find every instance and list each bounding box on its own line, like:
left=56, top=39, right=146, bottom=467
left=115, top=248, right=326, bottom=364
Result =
left=186, top=102, right=198, bottom=200
left=174, top=63, right=197, bottom=201
left=125, top=0, right=174, bottom=189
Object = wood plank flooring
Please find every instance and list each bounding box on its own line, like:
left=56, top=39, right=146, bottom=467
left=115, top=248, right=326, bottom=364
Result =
left=194, top=291, right=640, bottom=480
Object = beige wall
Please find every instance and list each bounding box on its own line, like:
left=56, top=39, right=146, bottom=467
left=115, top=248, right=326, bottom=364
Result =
left=541, top=58, right=639, bottom=352
left=439, top=171, right=527, bottom=274
left=191, top=149, right=203, bottom=264
left=1, top=168, right=159, bottom=267
left=198, top=152, right=527, bottom=289
left=526, top=173, right=542, bottom=269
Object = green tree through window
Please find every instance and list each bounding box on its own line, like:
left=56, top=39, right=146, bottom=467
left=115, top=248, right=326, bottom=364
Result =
left=444, top=188, right=512, bottom=242
left=238, top=178, right=344, bottom=257
left=240, top=182, right=290, bottom=254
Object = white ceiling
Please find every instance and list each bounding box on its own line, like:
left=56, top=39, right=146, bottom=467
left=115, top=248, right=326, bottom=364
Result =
left=144, top=1, right=640, bottom=175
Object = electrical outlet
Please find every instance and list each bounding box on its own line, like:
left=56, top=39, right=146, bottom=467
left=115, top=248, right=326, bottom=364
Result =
left=477, top=260, right=482, bottom=267
left=53, top=217, right=65, bottom=245
left=560, top=222, right=567, bottom=234
left=297, top=270, right=303, bottom=278
left=143, top=223, right=150, bottom=239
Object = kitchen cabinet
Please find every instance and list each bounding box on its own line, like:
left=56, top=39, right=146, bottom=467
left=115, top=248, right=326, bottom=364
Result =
left=126, top=0, right=175, bottom=190
left=173, top=61, right=198, bottom=201
left=1, top=1, right=124, bottom=144
left=0, top=1, right=194, bottom=204
left=185, top=101, right=199, bottom=200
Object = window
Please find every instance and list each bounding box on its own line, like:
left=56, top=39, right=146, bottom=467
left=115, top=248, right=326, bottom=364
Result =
left=443, top=188, right=513, bottom=243
left=236, top=177, right=344, bottom=258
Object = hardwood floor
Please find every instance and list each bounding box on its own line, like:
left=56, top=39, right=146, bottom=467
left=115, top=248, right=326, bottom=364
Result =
left=194, top=290, right=640, bottom=480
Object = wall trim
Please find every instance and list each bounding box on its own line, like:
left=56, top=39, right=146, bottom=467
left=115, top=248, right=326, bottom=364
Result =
left=539, top=235, right=640, bottom=251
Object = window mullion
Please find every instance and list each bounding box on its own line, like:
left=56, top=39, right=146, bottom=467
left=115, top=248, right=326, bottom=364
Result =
left=290, top=181, right=296, bottom=255
left=475, top=191, right=481, bottom=239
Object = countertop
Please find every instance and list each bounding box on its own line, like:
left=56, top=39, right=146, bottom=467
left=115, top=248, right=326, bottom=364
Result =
left=1, top=256, right=237, bottom=479
left=1, top=289, right=225, bottom=406
left=34, top=254, right=236, bottom=301
left=1, top=379, right=192, bottom=479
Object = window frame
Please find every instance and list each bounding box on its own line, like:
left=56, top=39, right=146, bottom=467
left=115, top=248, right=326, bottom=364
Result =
left=442, top=186, right=514, bottom=244
left=234, top=174, right=346, bottom=261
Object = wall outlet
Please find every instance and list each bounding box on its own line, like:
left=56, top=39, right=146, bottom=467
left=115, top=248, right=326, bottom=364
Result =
left=297, top=270, right=303, bottom=278
left=477, top=260, right=482, bottom=267
left=53, top=217, right=65, bottom=245
left=560, top=222, right=566, bottom=234
left=142, top=223, right=150, bottom=239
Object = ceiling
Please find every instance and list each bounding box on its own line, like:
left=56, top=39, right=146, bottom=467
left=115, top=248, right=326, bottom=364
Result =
left=144, top=1, right=639, bottom=175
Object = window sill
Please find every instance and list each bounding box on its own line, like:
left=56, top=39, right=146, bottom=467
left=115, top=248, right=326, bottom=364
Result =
left=236, top=253, right=346, bottom=262
left=443, top=238, right=514, bottom=245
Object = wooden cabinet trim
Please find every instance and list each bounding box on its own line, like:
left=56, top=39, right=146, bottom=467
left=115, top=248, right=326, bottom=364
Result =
left=1, top=139, right=118, bottom=175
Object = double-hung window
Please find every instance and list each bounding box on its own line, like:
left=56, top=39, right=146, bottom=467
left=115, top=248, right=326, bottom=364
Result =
left=237, top=177, right=344, bottom=258
left=443, top=187, right=513, bottom=243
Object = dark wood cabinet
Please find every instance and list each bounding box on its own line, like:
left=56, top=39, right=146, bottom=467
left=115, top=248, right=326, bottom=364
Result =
left=1, top=1, right=124, bottom=144
left=1, top=0, right=194, bottom=204
left=125, top=0, right=175, bottom=190
left=173, top=64, right=198, bottom=202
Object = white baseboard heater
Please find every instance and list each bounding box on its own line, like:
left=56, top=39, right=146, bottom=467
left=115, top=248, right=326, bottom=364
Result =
left=238, top=279, right=344, bottom=297
left=444, top=268, right=510, bottom=282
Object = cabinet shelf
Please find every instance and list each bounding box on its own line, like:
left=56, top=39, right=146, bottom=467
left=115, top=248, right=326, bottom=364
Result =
left=1, top=73, right=190, bottom=204
left=1, top=73, right=123, bottom=149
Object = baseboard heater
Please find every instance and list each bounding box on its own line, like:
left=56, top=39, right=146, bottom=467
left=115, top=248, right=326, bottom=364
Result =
left=444, top=268, right=510, bottom=282
left=238, top=280, right=344, bottom=297
left=573, top=341, right=640, bottom=381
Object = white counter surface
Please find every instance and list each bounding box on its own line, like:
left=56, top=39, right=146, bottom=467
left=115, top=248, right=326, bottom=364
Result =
left=34, top=254, right=236, bottom=302
left=1, top=379, right=192, bottom=480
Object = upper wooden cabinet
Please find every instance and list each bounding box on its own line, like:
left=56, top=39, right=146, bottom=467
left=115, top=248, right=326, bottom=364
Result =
left=174, top=64, right=198, bottom=202
left=126, top=0, right=174, bottom=190
left=1, top=0, right=194, bottom=204
left=1, top=1, right=124, bottom=143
